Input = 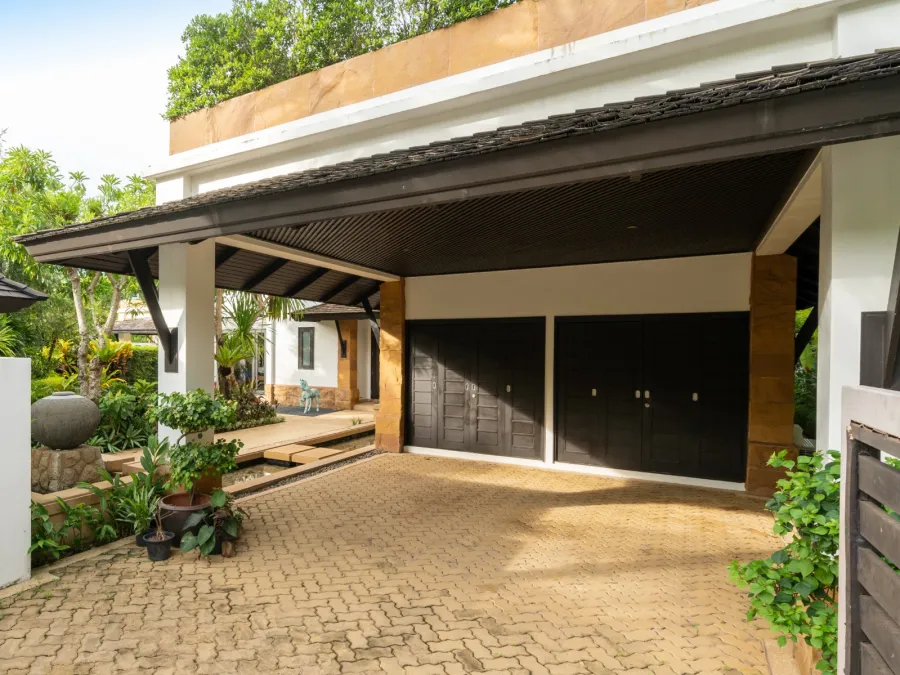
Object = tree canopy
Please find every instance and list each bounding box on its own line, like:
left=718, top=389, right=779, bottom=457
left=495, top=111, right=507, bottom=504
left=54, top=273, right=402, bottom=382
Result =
left=0, top=137, right=155, bottom=391
left=164, top=0, right=519, bottom=120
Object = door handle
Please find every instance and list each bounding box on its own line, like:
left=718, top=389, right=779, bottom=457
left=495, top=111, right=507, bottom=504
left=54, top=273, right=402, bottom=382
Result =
left=692, top=392, right=699, bottom=402
left=506, top=385, right=511, bottom=393
left=591, top=388, right=597, bottom=397
left=644, top=390, right=651, bottom=399
left=634, top=390, right=640, bottom=399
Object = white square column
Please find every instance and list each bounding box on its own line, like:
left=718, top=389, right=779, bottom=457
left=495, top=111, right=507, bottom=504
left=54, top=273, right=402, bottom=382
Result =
left=157, top=241, right=216, bottom=442
left=817, top=137, right=900, bottom=450
left=0, top=358, right=32, bottom=588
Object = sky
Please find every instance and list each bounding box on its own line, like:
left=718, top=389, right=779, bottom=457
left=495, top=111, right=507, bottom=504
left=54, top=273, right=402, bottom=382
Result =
left=0, top=0, right=231, bottom=191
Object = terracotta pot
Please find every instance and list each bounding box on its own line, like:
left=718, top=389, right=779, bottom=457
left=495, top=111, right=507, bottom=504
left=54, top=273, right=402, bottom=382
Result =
left=159, top=492, right=211, bottom=544
left=193, top=469, right=223, bottom=493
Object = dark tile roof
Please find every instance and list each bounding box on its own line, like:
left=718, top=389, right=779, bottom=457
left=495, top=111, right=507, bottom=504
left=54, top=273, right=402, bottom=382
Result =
left=16, top=48, right=900, bottom=245
left=0, top=273, right=48, bottom=313
left=301, top=302, right=380, bottom=320
left=112, top=317, right=157, bottom=334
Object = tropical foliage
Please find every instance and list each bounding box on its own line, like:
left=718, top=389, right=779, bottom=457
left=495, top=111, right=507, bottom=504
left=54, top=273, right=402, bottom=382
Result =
left=153, top=390, right=243, bottom=494
left=216, top=382, right=281, bottom=432
left=0, top=140, right=155, bottom=401
left=165, top=0, right=520, bottom=119
left=795, top=308, right=817, bottom=438
left=87, top=380, right=158, bottom=453
left=730, top=451, right=840, bottom=674
left=180, top=489, right=247, bottom=558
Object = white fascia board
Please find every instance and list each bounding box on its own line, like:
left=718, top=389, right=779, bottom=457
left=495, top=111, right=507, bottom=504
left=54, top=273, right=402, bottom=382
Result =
left=146, top=0, right=847, bottom=182
left=216, top=234, right=399, bottom=282
left=757, top=152, right=822, bottom=255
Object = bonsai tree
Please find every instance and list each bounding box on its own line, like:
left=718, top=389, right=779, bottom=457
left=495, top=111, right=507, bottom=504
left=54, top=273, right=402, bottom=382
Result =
left=153, top=389, right=243, bottom=501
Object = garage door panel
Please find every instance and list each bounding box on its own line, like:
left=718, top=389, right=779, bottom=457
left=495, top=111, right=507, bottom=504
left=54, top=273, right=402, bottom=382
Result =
left=408, top=319, right=544, bottom=458
left=557, top=314, right=748, bottom=482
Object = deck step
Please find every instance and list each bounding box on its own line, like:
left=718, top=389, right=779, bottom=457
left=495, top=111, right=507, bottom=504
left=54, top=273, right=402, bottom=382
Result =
left=290, top=446, right=347, bottom=464
left=353, top=400, right=379, bottom=412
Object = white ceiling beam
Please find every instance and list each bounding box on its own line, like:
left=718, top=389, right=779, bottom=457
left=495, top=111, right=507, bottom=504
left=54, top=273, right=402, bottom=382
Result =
left=216, top=234, right=399, bottom=282
left=756, top=152, right=822, bottom=256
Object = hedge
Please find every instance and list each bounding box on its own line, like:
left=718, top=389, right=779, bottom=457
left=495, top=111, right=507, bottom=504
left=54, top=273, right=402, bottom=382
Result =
left=126, top=345, right=158, bottom=384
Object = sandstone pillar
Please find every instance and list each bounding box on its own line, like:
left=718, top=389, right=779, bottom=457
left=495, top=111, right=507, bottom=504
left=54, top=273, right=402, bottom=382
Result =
left=745, top=254, right=797, bottom=496
left=376, top=280, right=405, bottom=452
left=335, top=320, right=360, bottom=410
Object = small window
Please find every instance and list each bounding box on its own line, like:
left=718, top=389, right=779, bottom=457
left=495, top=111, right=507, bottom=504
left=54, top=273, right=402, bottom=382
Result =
left=298, top=327, right=315, bottom=369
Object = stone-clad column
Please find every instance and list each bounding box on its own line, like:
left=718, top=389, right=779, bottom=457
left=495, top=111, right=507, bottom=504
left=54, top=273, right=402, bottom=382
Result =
left=376, top=280, right=405, bottom=452
left=745, top=254, right=797, bottom=496
left=335, top=320, right=360, bottom=410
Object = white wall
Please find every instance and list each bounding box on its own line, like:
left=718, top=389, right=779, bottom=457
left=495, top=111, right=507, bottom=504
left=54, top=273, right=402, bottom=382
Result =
left=148, top=0, right=840, bottom=194
left=817, top=137, right=900, bottom=450
left=407, top=254, right=753, bottom=473
left=272, top=320, right=339, bottom=389
left=407, top=254, right=752, bottom=320
left=357, top=321, right=371, bottom=400
left=0, top=359, right=31, bottom=588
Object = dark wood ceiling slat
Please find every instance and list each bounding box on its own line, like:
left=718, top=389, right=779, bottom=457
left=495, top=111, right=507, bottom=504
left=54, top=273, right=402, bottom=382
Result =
left=241, top=258, right=289, bottom=291
left=286, top=268, right=330, bottom=297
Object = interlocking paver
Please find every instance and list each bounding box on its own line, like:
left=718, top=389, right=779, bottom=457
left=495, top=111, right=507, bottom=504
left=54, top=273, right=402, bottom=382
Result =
left=0, top=454, right=778, bottom=673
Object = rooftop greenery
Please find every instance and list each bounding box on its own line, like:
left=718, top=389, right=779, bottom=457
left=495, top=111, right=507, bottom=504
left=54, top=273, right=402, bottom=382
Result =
left=164, top=0, right=519, bottom=120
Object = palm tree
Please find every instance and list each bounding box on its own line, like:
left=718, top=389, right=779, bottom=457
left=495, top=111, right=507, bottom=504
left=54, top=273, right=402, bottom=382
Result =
left=215, top=333, right=255, bottom=399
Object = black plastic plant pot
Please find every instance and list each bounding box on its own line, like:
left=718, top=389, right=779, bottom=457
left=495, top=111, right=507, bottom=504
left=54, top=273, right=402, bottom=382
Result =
left=142, top=531, right=175, bottom=561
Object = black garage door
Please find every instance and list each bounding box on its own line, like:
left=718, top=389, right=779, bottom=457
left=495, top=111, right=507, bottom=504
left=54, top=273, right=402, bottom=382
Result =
left=556, top=313, right=749, bottom=482
left=407, top=319, right=544, bottom=459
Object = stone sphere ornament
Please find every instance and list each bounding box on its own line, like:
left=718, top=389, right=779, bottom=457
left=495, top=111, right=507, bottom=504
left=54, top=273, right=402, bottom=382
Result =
left=31, top=391, right=101, bottom=450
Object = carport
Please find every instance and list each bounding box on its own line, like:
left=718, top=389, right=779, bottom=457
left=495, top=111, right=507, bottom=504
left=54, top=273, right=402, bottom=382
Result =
left=16, top=49, right=900, bottom=494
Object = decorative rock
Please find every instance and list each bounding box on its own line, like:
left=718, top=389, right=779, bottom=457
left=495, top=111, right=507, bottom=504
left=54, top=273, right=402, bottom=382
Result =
left=31, top=392, right=100, bottom=450
left=31, top=445, right=104, bottom=493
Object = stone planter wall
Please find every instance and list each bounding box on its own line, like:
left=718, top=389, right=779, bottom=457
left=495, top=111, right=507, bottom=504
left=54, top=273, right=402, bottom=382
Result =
left=31, top=445, right=104, bottom=494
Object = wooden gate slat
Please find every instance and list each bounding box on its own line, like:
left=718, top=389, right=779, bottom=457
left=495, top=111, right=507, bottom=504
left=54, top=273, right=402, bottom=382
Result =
left=859, top=454, right=900, bottom=514
left=860, top=595, right=900, bottom=675
left=862, top=642, right=894, bottom=675
left=861, top=501, right=900, bottom=567
left=859, top=547, right=900, bottom=627
left=852, top=423, right=900, bottom=462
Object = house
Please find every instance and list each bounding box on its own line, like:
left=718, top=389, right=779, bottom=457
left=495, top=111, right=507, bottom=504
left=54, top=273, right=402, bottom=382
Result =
left=17, top=0, right=900, bottom=505
left=263, top=302, right=380, bottom=409
left=113, top=301, right=379, bottom=408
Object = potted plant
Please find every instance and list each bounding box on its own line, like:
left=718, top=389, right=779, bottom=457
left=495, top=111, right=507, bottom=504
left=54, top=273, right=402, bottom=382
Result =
left=153, top=390, right=243, bottom=542
left=180, top=489, right=247, bottom=558
left=78, top=436, right=168, bottom=546
left=142, top=508, right=175, bottom=561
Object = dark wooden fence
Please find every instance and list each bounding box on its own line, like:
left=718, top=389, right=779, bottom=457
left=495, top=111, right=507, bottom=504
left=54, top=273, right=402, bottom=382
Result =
left=844, top=422, right=900, bottom=675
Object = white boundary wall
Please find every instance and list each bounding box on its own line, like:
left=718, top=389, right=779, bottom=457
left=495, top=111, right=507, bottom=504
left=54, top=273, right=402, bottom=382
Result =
left=0, top=359, right=31, bottom=588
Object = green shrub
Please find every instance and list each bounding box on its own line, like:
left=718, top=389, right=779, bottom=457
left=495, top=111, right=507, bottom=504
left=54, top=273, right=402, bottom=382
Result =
left=30, top=373, right=78, bottom=403
left=730, top=451, right=839, bottom=674
left=126, top=345, right=158, bottom=384
left=216, top=383, right=281, bottom=432
left=88, top=380, right=157, bottom=453
left=154, top=389, right=243, bottom=494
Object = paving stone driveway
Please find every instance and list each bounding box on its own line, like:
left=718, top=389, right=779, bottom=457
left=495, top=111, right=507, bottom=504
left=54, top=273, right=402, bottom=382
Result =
left=0, top=454, right=779, bottom=674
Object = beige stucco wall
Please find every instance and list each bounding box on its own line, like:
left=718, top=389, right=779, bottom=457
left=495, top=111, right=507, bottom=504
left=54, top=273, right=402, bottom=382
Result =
left=169, top=0, right=717, bottom=154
